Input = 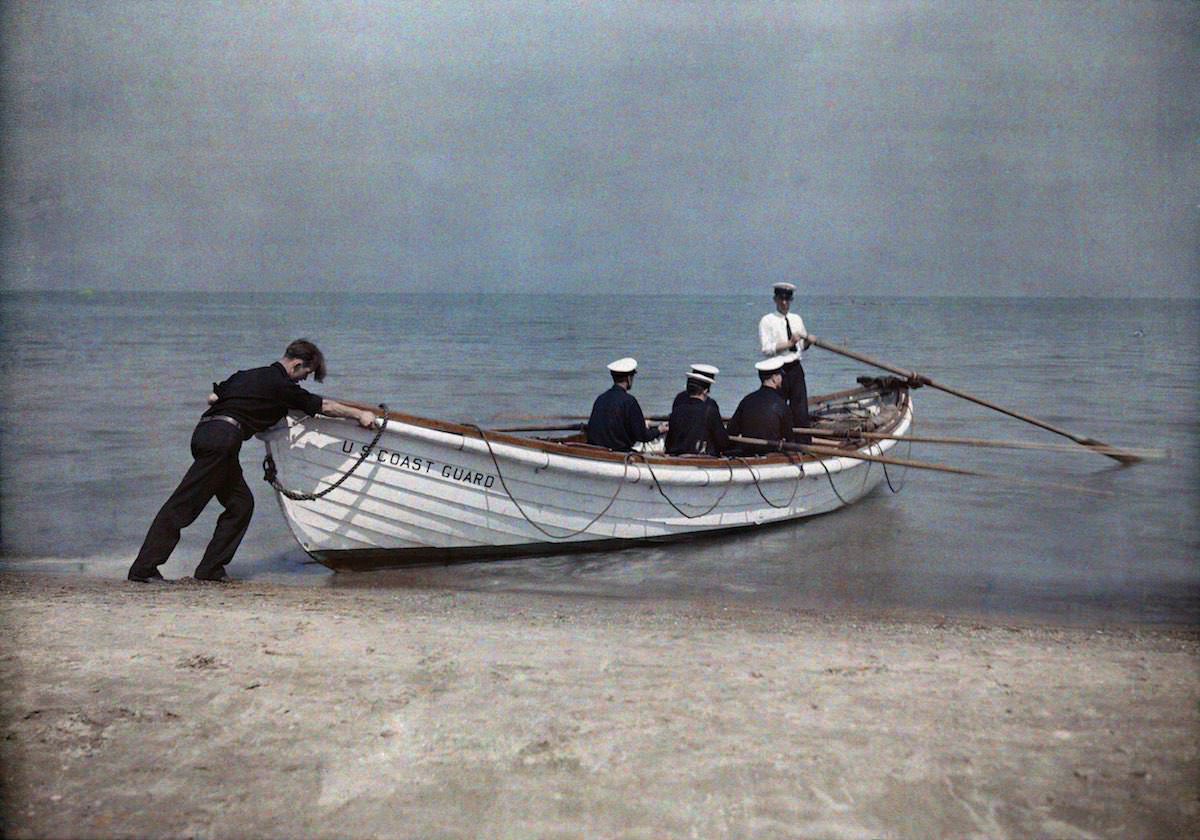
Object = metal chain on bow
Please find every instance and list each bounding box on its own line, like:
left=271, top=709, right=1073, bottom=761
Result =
left=262, top=404, right=388, bottom=501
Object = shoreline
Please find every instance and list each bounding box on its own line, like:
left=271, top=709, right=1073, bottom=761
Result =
left=4, top=557, right=1196, bottom=635
left=2, top=570, right=1197, bottom=838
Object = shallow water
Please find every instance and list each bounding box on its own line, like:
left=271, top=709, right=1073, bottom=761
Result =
left=1, top=291, right=1196, bottom=626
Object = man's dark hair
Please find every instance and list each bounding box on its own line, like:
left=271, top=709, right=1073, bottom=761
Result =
left=685, top=380, right=709, bottom=396
left=284, top=339, right=326, bottom=382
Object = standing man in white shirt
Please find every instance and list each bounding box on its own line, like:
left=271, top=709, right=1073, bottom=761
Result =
left=757, top=282, right=813, bottom=443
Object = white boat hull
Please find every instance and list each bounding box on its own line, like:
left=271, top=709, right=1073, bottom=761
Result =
left=259, top=386, right=912, bottom=569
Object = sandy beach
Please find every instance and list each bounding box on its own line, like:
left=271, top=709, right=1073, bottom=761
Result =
left=1, top=570, right=1196, bottom=839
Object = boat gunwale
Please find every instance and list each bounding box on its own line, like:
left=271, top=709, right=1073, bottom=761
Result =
left=326, top=381, right=911, bottom=470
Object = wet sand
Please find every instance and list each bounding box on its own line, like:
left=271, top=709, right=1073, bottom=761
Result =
left=1, top=570, right=1197, bottom=839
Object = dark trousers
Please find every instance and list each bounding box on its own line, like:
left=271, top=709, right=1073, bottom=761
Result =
left=783, top=363, right=811, bottom=443
left=129, top=420, right=254, bottom=579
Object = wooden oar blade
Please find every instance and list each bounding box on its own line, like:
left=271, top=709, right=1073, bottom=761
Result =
left=1079, top=437, right=1143, bottom=466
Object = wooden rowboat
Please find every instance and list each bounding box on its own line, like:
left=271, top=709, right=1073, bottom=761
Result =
left=257, top=377, right=913, bottom=570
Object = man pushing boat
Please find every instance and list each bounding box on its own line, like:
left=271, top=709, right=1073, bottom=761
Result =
left=127, top=339, right=376, bottom=584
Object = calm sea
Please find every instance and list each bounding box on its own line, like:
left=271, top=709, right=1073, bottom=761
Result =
left=1, top=291, right=1197, bottom=626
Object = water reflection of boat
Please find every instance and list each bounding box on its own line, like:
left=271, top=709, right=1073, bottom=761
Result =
left=258, top=377, right=912, bottom=570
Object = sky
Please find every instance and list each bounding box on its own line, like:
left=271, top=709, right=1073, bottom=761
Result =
left=1, top=1, right=1197, bottom=297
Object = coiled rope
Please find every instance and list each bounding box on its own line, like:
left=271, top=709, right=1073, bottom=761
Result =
left=466, top=424, right=632, bottom=540
left=816, top=454, right=854, bottom=506
left=811, top=415, right=878, bottom=501
left=262, top=404, right=389, bottom=501
left=732, top=454, right=804, bottom=510
left=264, top=404, right=904, bottom=532
left=629, top=451, right=736, bottom=519
left=881, top=420, right=913, bottom=494
left=811, top=419, right=911, bottom=501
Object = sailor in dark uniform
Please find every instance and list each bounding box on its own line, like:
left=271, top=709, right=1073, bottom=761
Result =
left=585, top=357, right=666, bottom=452
left=671, top=363, right=720, bottom=411
left=726, top=357, right=795, bottom=455
left=665, top=368, right=731, bottom=456
left=127, top=339, right=377, bottom=584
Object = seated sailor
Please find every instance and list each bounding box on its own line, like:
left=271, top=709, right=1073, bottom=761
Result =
left=665, top=366, right=730, bottom=456
left=726, top=356, right=794, bottom=455
left=671, top=363, right=720, bottom=411
left=585, top=357, right=666, bottom=452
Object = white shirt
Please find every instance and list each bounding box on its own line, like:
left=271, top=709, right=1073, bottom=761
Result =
left=758, top=310, right=806, bottom=363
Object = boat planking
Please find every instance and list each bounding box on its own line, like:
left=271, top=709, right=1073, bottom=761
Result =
left=258, top=377, right=913, bottom=571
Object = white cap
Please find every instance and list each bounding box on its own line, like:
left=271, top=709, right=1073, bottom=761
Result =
left=689, top=363, right=719, bottom=378
left=773, top=282, right=796, bottom=295
left=606, top=357, right=638, bottom=375
left=755, top=357, right=786, bottom=374
left=686, top=370, right=715, bottom=386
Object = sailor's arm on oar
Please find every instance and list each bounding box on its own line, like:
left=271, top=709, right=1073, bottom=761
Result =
left=799, top=332, right=1143, bottom=465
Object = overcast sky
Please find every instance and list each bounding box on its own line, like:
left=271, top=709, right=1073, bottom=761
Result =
left=1, top=1, right=1196, bottom=296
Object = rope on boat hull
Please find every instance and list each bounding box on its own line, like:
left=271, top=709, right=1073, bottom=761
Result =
left=265, top=386, right=907, bottom=538
left=467, top=423, right=631, bottom=539
left=263, top=404, right=389, bottom=501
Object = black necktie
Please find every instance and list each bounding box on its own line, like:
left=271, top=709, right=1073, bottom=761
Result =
left=785, top=315, right=793, bottom=345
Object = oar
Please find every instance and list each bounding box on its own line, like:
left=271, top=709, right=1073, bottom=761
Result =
left=490, top=413, right=590, bottom=422
left=792, top=427, right=1166, bottom=461
left=489, top=413, right=674, bottom=423
left=727, top=435, right=1111, bottom=497
left=802, top=334, right=1143, bottom=465
left=492, top=423, right=586, bottom=433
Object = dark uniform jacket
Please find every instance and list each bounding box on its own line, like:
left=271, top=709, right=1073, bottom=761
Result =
left=672, top=390, right=722, bottom=414
left=726, top=386, right=793, bottom=455
left=204, top=362, right=324, bottom=439
left=665, top=396, right=730, bottom=456
left=585, top=385, right=661, bottom=452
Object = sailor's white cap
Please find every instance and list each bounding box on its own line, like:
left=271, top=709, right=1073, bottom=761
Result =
left=686, top=370, right=715, bottom=386
left=606, top=357, right=638, bottom=375
left=689, top=363, right=719, bottom=379
left=755, top=357, right=786, bottom=374
left=773, top=282, right=797, bottom=295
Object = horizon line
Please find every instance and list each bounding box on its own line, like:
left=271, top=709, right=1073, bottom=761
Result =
left=2, top=288, right=1198, bottom=301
